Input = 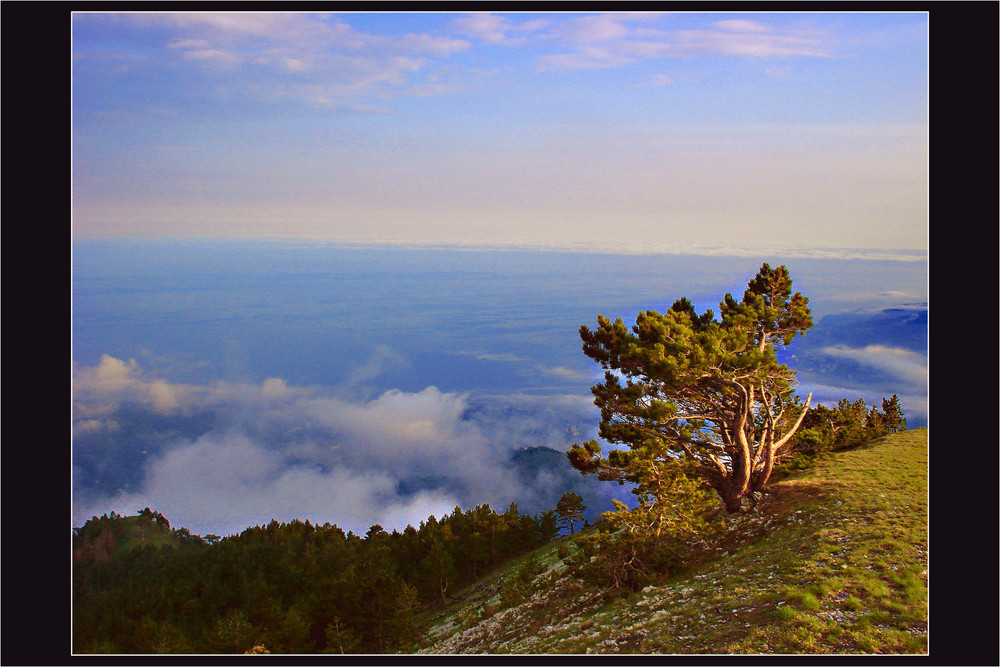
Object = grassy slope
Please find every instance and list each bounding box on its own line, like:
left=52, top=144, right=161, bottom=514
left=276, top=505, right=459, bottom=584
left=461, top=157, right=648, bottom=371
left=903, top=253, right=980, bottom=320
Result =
left=409, top=428, right=928, bottom=655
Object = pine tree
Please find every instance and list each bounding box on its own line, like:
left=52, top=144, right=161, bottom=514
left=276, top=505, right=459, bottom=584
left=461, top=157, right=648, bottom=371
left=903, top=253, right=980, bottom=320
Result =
left=555, top=491, right=586, bottom=533
left=207, top=609, right=259, bottom=654
left=880, top=394, right=907, bottom=433
left=569, top=263, right=814, bottom=514
left=322, top=617, right=362, bottom=654
left=417, top=523, right=458, bottom=607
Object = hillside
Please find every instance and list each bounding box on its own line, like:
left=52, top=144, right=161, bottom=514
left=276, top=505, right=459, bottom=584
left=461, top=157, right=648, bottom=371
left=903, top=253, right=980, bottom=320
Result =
left=73, top=509, right=186, bottom=564
left=409, top=428, right=929, bottom=654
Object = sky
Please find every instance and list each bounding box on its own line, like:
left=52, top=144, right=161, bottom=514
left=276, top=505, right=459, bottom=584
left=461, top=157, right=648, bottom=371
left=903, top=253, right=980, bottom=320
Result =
left=71, top=11, right=929, bottom=254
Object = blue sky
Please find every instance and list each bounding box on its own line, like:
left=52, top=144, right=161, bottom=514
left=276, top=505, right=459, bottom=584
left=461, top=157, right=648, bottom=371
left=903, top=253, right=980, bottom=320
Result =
left=72, top=11, right=928, bottom=254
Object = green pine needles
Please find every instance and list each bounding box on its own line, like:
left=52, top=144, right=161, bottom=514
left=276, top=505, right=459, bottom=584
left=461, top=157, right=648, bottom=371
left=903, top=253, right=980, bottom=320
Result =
left=566, top=462, right=724, bottom=591
left=569, top=263, right=814, bottom=515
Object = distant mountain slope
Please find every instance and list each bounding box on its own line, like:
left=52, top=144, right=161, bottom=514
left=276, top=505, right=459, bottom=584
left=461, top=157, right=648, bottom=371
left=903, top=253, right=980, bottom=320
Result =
left=411, top=429, right=929, bottom=655
left=394, top=445, right=633, bottom=527
left=800, top=304, right=927, bottom=352
left=790, top=304, right=928, bottom=427
left=507, top=445, right=631, bottom=525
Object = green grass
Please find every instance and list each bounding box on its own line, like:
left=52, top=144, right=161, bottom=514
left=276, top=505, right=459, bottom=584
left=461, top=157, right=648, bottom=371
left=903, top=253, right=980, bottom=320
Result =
left=410, top=429, right=928, bottom=655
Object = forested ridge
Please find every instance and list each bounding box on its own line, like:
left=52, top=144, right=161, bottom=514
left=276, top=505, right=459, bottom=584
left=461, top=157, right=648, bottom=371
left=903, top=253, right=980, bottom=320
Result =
left=73, top=503, right=558, bottom=653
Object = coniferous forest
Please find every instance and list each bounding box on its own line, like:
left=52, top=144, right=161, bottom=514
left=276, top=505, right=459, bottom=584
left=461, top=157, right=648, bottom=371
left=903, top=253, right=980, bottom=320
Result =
left=73, top=503, right=558, bottom=653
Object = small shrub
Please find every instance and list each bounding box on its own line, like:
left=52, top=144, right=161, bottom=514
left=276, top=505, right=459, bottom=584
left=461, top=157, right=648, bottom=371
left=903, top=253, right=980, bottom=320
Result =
left=788, top=590, right=821, bottom=610
left=854, top=630, right=880, bottom=653
left=244, top=645, right=270, bottom=654
left=902, top=634, right=926, bottom=653
left=562, top=468, right=722, bottom=592
left=809, top=580, right=835, bottom=597
left=901, top=575, right=925, bottom=605
left=860, top=579, right=891, bottom=599
left=775, top=605, right=798, bottom=622
left=498, top=556, right=543, bottom=607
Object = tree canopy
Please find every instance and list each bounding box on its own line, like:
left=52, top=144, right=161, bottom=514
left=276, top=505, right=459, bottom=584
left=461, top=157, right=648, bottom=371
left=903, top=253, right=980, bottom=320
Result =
left=555, top=491, right=586, bottom=534
left=568, top=263, right=814, bottom=514
left=73, top=503, right=560, bottom=654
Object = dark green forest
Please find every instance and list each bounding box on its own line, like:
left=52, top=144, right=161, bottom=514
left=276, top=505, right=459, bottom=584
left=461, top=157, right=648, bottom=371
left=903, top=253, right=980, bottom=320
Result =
left=73, top=503, right=558, bottom=653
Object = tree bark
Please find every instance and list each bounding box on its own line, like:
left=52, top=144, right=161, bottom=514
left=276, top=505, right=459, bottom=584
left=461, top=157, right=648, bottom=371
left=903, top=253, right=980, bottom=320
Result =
left=720, top=487, right=743, bottom=514
left=752, top=392, right=812, bottom=493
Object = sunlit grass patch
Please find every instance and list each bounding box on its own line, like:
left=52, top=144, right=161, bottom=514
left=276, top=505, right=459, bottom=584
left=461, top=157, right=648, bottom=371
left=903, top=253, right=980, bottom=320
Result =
left=859, top=578, right=891, bottom=599
left=844, top=595, right=863, bottom=611
left=774, top=605, right=798, bottom=622
left=414, top=430, right=927, bottom=655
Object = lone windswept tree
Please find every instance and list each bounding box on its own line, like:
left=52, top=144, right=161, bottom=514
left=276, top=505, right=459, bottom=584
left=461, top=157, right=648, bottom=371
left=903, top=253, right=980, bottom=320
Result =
left=555, top=491, right=586, bottom=534
left=568, top=263, right=814, bottom=514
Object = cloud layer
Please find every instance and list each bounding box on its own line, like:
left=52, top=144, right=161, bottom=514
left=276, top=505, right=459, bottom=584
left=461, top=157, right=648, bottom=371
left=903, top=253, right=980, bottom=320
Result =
left=82, top=12, right=841, bottom=113
left=792, top=304, right=928, bottom=426
left=72, top=355, right=598, bottom=536
left=71, top=248, right=928, bottom=536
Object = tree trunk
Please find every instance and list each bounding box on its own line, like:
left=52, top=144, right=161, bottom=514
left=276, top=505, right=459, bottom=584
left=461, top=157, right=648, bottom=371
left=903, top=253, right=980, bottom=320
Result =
left=752, top=392, right=812, bottom=493
left=439, top=578, right=448, bottom=608
left=753, top=449, right=776, bottom=494
left=722, top=490, right=743, bottom=514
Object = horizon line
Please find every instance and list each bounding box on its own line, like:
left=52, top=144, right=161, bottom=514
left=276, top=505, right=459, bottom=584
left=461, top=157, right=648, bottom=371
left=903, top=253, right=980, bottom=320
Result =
left=71, top=235, right=929, bottom=263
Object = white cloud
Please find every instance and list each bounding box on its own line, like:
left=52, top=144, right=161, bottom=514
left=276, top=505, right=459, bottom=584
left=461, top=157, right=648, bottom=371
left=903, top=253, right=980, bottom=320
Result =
left=533, top=365, right=592, bottom=382
left=562, top=13, right=632, bottom=42
left=73, top=355, right=318, bottom=419
left=397, top=32, right=471, bottom=56
left=86, top=354, right=140, bottom=392
left=149, top=380, right=181, bottom=412
left=167, top=38, right=212, bottom=50
left=344, top=344, right=409, bottom=388
left=73, top=418, right=119, bottom=437
left=377, top=490, right=462, bottom=531
left=532, top=13, right=832, bottom=70
left=820, top=344, right=927, bottom=386
left=128, top=12, right=347, bottom=44
left=72, top=354, right=568, bottom=535
left=180, top=47, right=242, bottom=67
left=297, top=387, right=496, bottom=477
left=92, top=13, right=474, bottom=110
left=74, top=355, right=189, bottom=416
left=261, top=377, right=291, bottom=398
left=75, top=430, right=443, bottom=536
left=452, top=13, right=548, bottom=46
left=714, top=19, right=770, bottom=33
left=458, top=351, right=525, bottom=363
